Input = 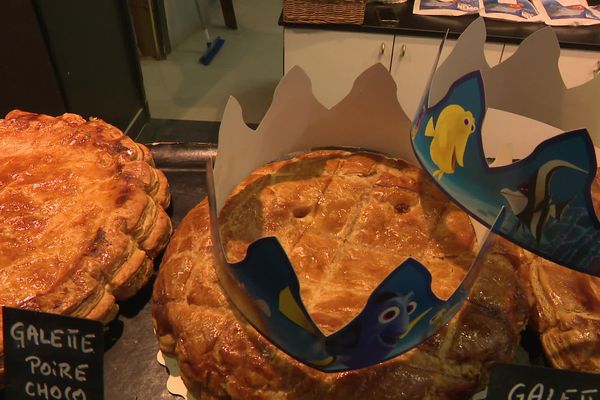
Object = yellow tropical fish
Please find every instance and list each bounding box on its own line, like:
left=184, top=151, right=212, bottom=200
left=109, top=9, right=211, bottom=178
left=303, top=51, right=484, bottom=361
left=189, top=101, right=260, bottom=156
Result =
left=425, top=105, right=476, bottom=180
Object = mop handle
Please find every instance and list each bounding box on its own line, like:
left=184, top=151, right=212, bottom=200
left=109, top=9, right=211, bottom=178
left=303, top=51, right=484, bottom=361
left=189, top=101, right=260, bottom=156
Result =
left=193, top=0, right=212, bottom=45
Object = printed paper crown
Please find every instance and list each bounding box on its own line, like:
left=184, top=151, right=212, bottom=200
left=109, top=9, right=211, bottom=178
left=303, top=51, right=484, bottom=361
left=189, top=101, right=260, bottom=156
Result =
left=416, top=18, right=600, bottom=274
left=206, top=18, right=600, bottom=372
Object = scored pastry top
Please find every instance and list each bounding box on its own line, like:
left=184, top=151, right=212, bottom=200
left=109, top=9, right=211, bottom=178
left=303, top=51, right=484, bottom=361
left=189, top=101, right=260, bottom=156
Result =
left=218, top=150, right=477, bottom=334
left=153, top=150, right=528, bottom=399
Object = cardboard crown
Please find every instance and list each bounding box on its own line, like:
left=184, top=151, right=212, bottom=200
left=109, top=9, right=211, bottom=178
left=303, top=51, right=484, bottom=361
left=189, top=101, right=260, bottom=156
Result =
left=205, top=18, right=600, bottom=371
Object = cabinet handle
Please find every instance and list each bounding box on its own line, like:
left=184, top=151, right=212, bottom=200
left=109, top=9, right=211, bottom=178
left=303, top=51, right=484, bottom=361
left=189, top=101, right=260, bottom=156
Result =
left=594, top=60, right=600, bottom=75
left=399, top=44, right=407, bottom=58
left=380, top=42, right=386, bottom=56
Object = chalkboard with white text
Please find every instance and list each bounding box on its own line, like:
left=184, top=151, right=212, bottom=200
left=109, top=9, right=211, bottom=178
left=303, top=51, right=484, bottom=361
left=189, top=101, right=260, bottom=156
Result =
left=2, top=307, right=103, bottom=400
left=487, top=363, right=600, bottom=400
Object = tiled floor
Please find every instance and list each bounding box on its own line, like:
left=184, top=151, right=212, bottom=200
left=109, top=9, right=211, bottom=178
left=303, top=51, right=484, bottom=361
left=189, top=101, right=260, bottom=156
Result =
left=140, top=0, right=283, bottom=124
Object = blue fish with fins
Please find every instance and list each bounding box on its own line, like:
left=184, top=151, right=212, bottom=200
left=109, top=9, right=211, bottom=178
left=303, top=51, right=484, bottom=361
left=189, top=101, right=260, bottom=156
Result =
left=500, top=160, right=586, bottom=243
left=323, top=290, right=422, bottom=369
left=217, top=237, right=463, bottom=372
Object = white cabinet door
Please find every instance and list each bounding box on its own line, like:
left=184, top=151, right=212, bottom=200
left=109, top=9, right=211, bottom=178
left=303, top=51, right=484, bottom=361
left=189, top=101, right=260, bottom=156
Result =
left=391, top=36, right=455, bottom=119
left=391, top=36, right=504, bottom=119
left=284, top=28, right=394, bottom=108
left=502, top=44, right=600, bottom=88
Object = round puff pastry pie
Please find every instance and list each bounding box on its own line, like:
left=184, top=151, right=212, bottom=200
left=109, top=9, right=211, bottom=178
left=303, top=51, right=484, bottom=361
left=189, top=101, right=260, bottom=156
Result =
left=0, top=110, right=172, bottom=385
left=518, top=172, right=600, bottom=373
left=153, top=150, right=528, bottom=400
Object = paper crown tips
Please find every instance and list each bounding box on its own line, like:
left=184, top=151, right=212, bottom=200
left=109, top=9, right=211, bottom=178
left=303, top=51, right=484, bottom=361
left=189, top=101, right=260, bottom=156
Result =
left=213, top=64, right=416, bottom=211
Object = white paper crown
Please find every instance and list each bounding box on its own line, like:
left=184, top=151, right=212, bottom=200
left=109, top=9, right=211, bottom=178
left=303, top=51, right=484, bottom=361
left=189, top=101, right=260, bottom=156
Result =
left=215, top=18, right=600, bottom=211
left=202, top=18, right=600, bottom=373
left=214, top=63, right=414, bottom=211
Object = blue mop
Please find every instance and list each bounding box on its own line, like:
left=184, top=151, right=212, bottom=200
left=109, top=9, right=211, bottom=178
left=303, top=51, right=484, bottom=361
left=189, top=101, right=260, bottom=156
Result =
left=200, top=28, right=225, bottom=65
left=195, top=0, right=225, bottom=65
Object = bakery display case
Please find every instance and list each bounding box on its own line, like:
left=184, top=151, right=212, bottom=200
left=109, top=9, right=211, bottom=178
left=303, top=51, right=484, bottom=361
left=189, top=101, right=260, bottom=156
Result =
left=2, top=13, right=600, bottom=400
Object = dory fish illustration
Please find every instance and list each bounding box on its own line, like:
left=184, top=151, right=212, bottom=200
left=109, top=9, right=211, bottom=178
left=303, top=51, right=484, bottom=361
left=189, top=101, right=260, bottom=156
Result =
left=224, top=237, right=452, bottom=370
left=323, top=291, right=419, bottom=369
left=425, top=104, right=476, bottom=181
left=500, top=160, right=586, bottom=243
left=280, top=286, right=431, bottom=369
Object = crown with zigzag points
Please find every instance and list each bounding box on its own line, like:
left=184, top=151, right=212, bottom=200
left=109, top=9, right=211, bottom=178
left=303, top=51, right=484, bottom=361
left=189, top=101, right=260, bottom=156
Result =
left=205, top=18, right=600, bottom=372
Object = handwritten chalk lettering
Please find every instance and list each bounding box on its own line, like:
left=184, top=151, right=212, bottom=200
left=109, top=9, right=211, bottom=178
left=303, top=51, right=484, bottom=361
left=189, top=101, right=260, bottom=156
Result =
left=507, top=382, right=599, bottom=400
left=24, top=382, right=87, bottom=400
left=3, top=307, right=103, bottom=400
left=67, top=330, right=95, bottom=354
left=24, top=356, right=88, bottom=382
left=9, top=323, right=95, bottom=353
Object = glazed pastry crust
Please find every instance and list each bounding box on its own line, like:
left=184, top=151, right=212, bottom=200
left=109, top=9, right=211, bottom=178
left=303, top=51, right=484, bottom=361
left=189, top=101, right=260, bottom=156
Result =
left=0, top=110, right=172, bottom=385
left=519, top=172, right=600, bottom=372
left=153, top=150, right=528, bottom=400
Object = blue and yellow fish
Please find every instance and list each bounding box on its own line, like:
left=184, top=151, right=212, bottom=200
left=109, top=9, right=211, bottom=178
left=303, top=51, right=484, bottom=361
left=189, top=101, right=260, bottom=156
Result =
left=322, top=290, right=424, bottom=369
left=425, top=104, right=476, bottom=181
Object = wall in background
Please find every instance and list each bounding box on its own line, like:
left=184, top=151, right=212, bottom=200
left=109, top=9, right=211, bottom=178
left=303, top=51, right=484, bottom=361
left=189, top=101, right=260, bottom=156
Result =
left=164, top=0, right=201, bottom=48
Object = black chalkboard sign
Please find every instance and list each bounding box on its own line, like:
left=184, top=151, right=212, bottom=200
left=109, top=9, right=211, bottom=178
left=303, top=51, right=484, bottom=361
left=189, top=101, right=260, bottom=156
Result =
left=487, top=363, right=600, bottom=400
left=2, top=307, right=103, bottom=400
